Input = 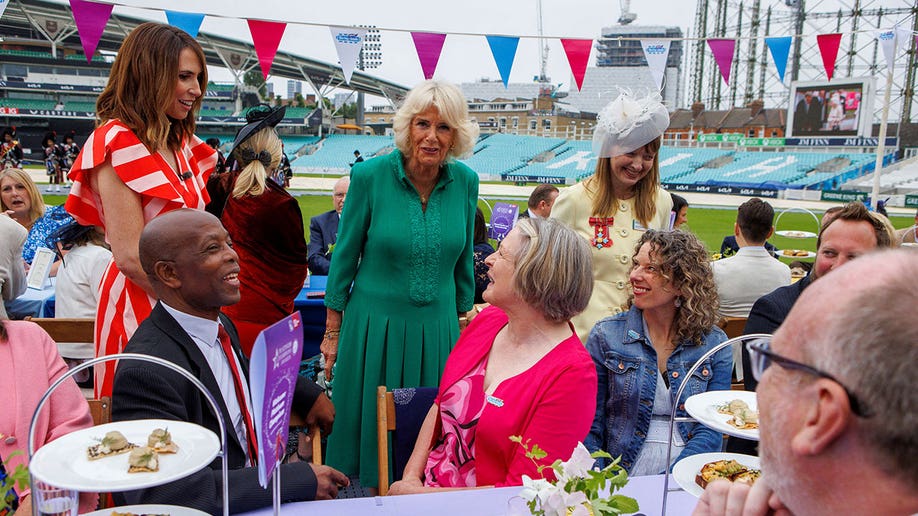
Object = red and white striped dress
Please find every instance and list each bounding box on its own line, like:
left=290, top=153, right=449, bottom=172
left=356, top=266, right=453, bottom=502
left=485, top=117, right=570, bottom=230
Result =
left=65, top=120, right=217, bottom=397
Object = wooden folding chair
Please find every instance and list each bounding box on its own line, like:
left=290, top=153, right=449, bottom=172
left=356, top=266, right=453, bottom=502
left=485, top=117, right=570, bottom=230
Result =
left=87, top=396, right=111, bottom=426
left=718, top=317, right=749, bottom=390
left=376, top=385, right=438, bottom=495
left=288, top=412, right=323, bottom=465
left=26, top=317, right=96, bottom=398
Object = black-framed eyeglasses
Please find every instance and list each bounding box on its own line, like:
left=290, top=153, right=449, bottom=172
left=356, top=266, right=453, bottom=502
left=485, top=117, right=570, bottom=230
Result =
left=746, top=337, right=872, bottom=418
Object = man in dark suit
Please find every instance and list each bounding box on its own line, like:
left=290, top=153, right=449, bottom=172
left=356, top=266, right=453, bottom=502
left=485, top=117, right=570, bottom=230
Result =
left=727, top=202, right=892, bottom=454
left=793, top=92, right=823, bottom=134
left=113, top=209, right=348, bottom=514
left=307, top=176, right=349, bottom=275
left=518, top=183, right=559, bottom=220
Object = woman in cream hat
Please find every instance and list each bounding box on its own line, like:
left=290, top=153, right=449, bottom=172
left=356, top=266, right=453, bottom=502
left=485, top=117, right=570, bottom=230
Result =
left=551, top=91, right=672, bottom=341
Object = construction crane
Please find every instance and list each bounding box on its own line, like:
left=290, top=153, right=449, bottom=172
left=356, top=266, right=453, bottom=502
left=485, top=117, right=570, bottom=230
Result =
left=618, top=0, right=637, bottom=25
left=536, top=0, right=550, bottom=82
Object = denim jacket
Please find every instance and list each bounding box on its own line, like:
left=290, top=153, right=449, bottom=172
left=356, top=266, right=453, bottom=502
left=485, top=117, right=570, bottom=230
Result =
left=584, top=306, right=731, bottom=473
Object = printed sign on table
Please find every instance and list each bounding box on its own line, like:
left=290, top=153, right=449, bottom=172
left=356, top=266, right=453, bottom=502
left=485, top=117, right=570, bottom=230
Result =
left=488, top=202, right=519, bottom=241
left=249, top=312, right=303, bottom=487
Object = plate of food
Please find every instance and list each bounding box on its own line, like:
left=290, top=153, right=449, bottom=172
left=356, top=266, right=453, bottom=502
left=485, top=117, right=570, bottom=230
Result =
left=85, top=504, right=210, bottom=516
left=684, top=390, right=759, bottom=440
left=673, top=452, right=761, bottom=498
left=777, top=249, right=816, bottom=259
left=30, top=419, right=219, bottom=492
left=775, top=230, right=816, bottom=239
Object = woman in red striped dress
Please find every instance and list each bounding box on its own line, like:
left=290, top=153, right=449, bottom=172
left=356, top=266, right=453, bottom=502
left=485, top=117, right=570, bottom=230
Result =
left=65, top=22, right=217, bottom=396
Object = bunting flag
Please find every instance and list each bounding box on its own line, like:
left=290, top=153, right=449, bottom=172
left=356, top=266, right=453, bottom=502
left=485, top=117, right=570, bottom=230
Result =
left=247, top=19, right=287, bottom=79
left=816, top=33, right=842, bottom=80
left=560, top=39, right=592, bottom=91
left=0, top=0, right=9, bottom=21
left=165, top=11, right=205, bottom=38
left=640, top=39, right=671, bottom=90
left=69, top=0, right=113, bottom=62
left=486, top=35, right=519, bottom=88
left=411, top=32, right=446, bottom=80
left=764, top=36, right=792, bottom=83
left=329, top=26, right=367, bottom=85
left=877, top=27, right=914, bottom=72
left=707, top=38, right=736, bottom=86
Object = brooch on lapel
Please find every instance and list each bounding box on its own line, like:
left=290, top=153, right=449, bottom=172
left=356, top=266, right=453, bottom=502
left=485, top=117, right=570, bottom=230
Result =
left=589, top=217, right=615, bottom=249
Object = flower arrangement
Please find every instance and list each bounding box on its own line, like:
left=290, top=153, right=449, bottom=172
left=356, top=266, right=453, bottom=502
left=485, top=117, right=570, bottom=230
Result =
left=511, top=436, right=639, bottom=516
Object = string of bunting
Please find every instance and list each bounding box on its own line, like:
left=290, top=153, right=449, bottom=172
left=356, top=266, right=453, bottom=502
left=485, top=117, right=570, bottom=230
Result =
left=13, top=0, right=918, bottom=92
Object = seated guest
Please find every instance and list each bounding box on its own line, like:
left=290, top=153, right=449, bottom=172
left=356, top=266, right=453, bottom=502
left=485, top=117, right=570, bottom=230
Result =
left=51, top=222, right=112, bottom=319
left=586, top=230, right=731, bottom=474
left=307, top=176, right=349, bottom=275
left=207, top=105, right=308, bottom=356
left=518, top=183, right=559, bottom=219
left=388, top=218, right=596, bottom=494
left=719, top=235, right=777, bottom=257
left=694, top=250, right=918, bottom=516
left=743, top=201, right=895, bottom=390
left=670, top=193, right=688, bottom=228
left=112, top=209, right=348, bottom=513
left=472, top=207, right=495, bottom=304
left=0, top=214, right=27, bottom=320
left=0, top=167, right=74, bottom=268
left=712, top=198, right=791, bottom=318
left=0, top=319, right=97, bottom=513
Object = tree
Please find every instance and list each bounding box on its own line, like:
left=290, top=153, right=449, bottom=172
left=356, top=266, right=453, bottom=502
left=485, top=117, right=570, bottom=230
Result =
left=243, top=70, right=267, bottom=99
left=340, top=102, right=357, bottom=119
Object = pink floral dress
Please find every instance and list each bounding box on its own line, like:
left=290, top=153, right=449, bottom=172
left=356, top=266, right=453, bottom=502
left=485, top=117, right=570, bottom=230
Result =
left=423, top=357, right=488, bottom=487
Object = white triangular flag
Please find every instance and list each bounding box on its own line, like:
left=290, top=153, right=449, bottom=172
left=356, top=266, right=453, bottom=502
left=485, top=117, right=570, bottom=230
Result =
left=0, top=0, right=9, bottom=20
left=329, top=26, right=367, bottom=84
left=641, top=39, right=671, bottom=90
left=876, top=27, right=912, bottom=72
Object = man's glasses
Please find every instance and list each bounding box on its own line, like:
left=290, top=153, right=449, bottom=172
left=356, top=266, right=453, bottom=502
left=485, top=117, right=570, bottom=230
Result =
left=746, top=337, right=872, bottom=418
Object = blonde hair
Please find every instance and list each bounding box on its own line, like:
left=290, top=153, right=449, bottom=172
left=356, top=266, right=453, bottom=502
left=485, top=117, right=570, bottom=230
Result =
left=96, top=22, right=207, bottom=152
left=585, top=137, right=662, bottom=224
left=512, top=218, right=594, bottom=322
left=230, top=129, right=281, bottom=198
left=0, top=167, right=45, bottom=227
left=392, top=80, right=479, bottom=160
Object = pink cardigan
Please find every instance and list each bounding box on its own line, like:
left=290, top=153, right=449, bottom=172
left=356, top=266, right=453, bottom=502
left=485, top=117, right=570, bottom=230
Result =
left=435, top=306, right=597, bottom=487
left=0, top=321, right=97, bottom=512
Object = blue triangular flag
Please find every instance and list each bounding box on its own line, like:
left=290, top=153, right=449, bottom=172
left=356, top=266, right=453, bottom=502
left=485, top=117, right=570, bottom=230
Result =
left=765, top=36, right=792, bottom=83
left=165, top=11, right=205, bottom=38
left=486, top=35, right=519, bottom=88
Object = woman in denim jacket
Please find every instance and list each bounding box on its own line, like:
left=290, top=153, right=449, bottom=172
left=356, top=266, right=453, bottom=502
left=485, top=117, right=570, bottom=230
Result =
left=585, top=230, right=731, bottom=475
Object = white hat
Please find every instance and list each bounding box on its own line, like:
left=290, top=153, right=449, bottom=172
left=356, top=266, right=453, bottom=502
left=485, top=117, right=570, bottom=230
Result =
left=592, top=91, right=670, bottom=158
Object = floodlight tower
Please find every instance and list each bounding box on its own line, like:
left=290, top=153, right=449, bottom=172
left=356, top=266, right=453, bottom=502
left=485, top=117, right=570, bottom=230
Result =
left=356, top=26, right=382, bottom=129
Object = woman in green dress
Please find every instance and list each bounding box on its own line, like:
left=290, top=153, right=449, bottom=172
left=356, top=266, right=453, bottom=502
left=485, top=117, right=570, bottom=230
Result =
left=322, top=80, right=479, bottom=490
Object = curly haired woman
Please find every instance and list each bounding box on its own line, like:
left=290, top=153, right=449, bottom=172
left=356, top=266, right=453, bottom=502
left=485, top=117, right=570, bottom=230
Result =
left=584, top=230, right=731, bottom=475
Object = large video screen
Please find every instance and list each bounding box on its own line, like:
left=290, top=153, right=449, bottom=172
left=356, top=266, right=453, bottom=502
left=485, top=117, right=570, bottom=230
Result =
left=786, top=79, right=874, bottom=138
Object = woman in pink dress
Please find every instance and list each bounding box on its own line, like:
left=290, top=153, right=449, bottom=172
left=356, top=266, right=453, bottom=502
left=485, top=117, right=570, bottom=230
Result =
left=388, top=218, right=597, bottom=494
left=65, top=22, right=216, bottom=396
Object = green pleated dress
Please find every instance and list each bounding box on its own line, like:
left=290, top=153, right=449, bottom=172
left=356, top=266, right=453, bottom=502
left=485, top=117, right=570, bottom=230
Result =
left=324, top=149, right=477, bottom=487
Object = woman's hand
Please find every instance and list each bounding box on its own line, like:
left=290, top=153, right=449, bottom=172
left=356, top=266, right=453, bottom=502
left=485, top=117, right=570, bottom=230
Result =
left=388, top=476, right=426, bottom=496
left=321, top=333, right=338, bottom=380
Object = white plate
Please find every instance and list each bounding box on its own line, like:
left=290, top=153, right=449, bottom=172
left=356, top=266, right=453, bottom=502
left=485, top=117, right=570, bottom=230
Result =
left=684, top=390, right=759, bottom=440
left=672, top=452, right=760, bottom=498
left=30, top=419, right=220, bottom=492
left=774, top=250, right=816, bottom=259
left=85, top=504, right=210, bottom=516
left=775, top=230, right=817, bottom=238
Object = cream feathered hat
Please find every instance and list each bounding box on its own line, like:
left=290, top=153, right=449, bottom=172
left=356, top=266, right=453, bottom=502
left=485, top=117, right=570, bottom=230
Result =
left=592, top=91, right=670, bottom=158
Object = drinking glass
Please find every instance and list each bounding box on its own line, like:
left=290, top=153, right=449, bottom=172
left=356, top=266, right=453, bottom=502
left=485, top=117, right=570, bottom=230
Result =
left=32, top=481, right=77, bottom=516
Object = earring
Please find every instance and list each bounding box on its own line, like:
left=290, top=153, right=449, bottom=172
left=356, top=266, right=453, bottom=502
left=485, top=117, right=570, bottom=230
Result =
left=674, top=297, right=682, bottom=308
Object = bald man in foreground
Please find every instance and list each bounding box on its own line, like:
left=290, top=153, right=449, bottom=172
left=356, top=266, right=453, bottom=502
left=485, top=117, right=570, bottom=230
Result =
left=113, top=209, right=347, bottom=513
left=695, top=249, right=918, bottom=516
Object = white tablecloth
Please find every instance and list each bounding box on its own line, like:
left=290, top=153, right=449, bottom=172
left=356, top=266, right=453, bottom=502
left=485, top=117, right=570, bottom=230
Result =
left=240, top=474, right=698, bottom=516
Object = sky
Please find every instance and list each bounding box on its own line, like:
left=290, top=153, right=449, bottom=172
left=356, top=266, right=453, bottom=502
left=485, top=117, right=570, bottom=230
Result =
left=89, top=0, right=698, bottom=102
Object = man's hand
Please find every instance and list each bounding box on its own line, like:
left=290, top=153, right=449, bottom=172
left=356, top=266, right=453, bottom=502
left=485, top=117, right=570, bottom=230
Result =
left=305, top=392, right=335, bottom=436
left=310, top=464, right=349, bottom=500
left=693, top=478, right=790, bottom=516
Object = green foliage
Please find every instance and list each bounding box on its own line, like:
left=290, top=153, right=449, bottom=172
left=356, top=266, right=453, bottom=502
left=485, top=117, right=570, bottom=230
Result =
left=0, top=452, right=29, bottom=511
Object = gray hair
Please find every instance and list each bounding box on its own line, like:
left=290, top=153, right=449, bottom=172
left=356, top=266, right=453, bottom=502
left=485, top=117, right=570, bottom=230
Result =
left=803, top=249, right=918, bottom=486
left=511, top=218, right=593, bottom=323
left=392, top=80, right=479, bottom=160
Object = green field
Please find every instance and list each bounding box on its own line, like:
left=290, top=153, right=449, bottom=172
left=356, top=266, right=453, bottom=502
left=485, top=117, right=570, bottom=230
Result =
left=44, top=192, right=914, bottom=259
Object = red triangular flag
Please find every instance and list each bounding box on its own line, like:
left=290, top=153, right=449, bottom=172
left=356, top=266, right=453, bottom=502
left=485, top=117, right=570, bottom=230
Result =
left=560, top=39, right=592, bottom=91
left=816, top=33, right=842, bottom=81
left=707, top=39, right=736, bottom=86
left=247, top=19, right=287, bottom=79
left=411, top=32, right=446, bottom=80
left=69, top=0, right=113, bottom=63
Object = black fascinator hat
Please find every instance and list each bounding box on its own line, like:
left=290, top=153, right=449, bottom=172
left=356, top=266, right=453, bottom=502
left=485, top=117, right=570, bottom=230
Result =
left=230, top=104, right=286, bottom=155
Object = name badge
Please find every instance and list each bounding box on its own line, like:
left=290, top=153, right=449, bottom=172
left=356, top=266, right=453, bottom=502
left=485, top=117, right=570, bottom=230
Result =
left=486, top=395, right=504, bottom=407
left=632, top=220, right=649, bottom=231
